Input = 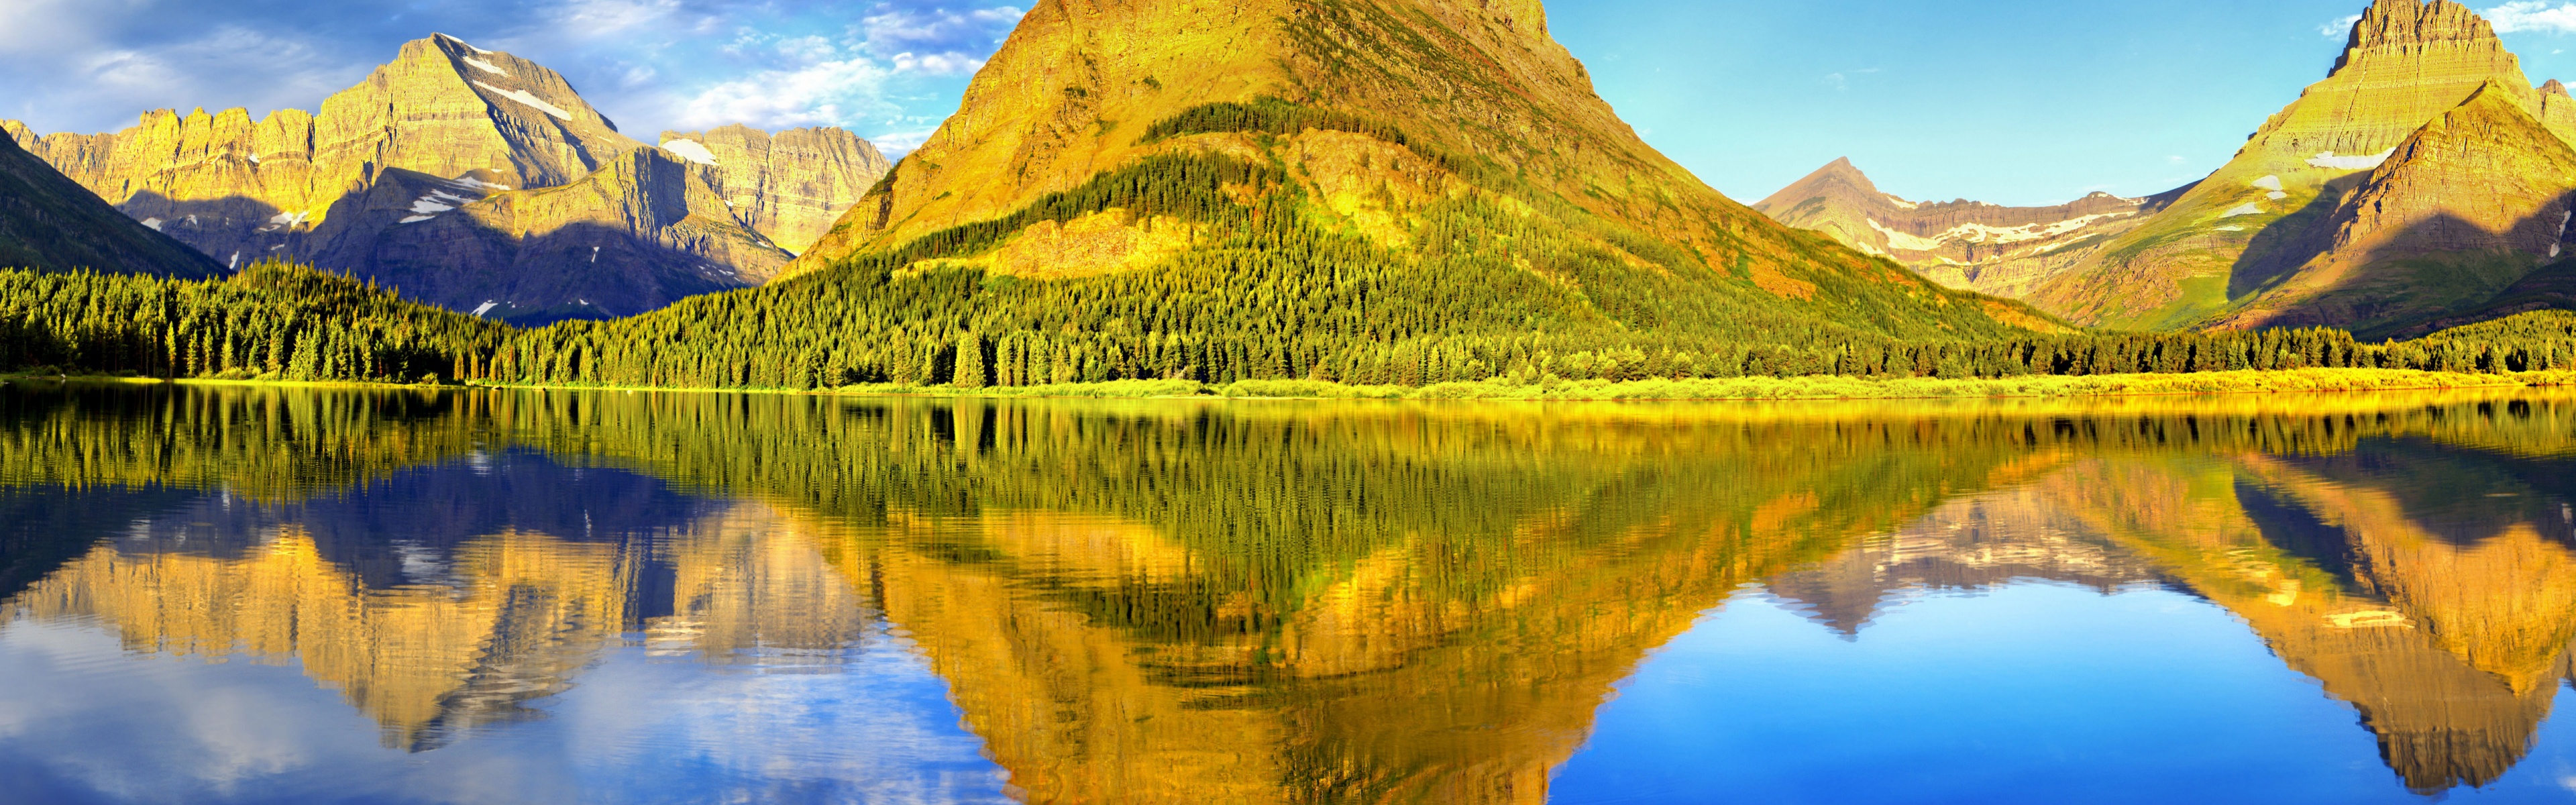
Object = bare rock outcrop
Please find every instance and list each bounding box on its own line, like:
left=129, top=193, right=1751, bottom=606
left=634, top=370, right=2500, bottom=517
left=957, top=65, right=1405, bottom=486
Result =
left=658, top=125, right=890, bottom=254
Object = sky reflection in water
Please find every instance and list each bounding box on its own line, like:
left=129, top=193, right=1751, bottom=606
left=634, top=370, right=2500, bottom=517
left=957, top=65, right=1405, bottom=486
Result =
left=1, top=383, right=2574, bottom=804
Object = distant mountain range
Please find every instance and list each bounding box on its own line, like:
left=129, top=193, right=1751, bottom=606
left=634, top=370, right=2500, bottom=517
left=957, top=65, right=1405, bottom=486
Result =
left=1760, top=0, right=2576, bottom=338
left=1754, top=158, right=2193, bottom=302
left=1, top=35, right=888, bottom=324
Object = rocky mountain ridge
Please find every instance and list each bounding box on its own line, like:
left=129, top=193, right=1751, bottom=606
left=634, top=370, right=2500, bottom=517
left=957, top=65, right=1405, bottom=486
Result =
left=657, top=125, right=890, bottom=255
left=0, top=127, right=223, bottom=278
left=1753, top=158, right=2189, bottom=299
left=3, top=35, right=888, bottom=323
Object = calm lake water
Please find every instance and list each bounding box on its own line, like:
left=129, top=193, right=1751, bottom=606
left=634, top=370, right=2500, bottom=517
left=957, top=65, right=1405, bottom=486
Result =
left=3, top=382, right=2576, bottom=804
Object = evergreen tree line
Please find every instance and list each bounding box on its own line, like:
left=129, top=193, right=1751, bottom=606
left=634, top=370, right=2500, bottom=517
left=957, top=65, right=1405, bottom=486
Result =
left=0, top=262, right=501, bottom=382
left=9, top=261, right=2576, bottom=389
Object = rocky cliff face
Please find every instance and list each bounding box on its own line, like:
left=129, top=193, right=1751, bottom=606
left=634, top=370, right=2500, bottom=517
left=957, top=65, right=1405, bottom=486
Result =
left=0, top=126, right=223, bottom=278
left=659, top=125, right=890, bottom=254
left=1754, top=158, right=2186, bottom=299
left=296, top=149, right=788, bottom=322
left=2030, top=0, right=2576, bottom=332
left=2, top=35, right=853, bottom=323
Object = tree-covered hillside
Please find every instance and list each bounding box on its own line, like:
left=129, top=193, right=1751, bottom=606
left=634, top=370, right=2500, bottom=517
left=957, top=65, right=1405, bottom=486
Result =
left=7, top=264, right=2575, bottom=388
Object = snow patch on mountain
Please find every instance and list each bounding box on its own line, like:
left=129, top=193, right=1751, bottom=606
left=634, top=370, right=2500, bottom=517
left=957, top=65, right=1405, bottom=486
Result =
left=2220, top=204, right=2265, bottom=219
left=1868, top=212, right=2135, bottom=253
left=2306, top=150, right=2395, bottom=170
left=473, top=81, right=572, bottom=120
left=255, top=211, right=311, bottom=233
left=661, top=138, right=720, bottom=166
left=2251, top=175, right=2284, bottom=191
left=140, top=217, right=163, bottom=231
left=1868, top=219, right=1946, bottom=252
left=463, top=57, right=508, bottom=76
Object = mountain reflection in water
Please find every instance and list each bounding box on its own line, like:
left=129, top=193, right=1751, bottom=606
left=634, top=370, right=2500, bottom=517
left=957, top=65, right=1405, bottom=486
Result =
left=2, top=383, right=2575, bottom=803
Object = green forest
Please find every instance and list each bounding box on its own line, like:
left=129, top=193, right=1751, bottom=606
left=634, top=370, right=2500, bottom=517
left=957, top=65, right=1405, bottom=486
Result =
left=5, top=260, right=2575, bottom=389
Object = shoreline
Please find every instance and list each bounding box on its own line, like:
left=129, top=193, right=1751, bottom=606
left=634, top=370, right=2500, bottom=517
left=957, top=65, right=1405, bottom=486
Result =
left=6, top=368, right=2571, bottom=402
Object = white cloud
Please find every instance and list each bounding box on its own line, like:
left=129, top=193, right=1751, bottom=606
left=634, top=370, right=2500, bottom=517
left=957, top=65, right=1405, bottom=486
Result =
left=681, top=57, right=896, bottom=131
left=867, top=127, right=940, bottom=156
left=1822, top=68, right=1880, bottom=92
left=2320, top=14, right=2361, bottom=37
left=2487, top=2, right=2576, bottom=34
left=545, top=0, right=685, bottom=39
left=891, top=52, right=984, bottom=76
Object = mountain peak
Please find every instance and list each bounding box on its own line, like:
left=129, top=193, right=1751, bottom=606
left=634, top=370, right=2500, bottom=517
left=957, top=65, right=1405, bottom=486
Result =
left=2209, top=72, right=2576, bottom=331
left=2335, top=0, right=2503, bottom=74
left=1754, top=158, right=1888, bottom=217
left=2545, top=78, right=2571, bottom=98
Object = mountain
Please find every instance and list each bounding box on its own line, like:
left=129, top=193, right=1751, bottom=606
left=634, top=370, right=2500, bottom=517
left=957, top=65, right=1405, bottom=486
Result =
left=2206, top=81, right=2576, bottom=335
left=3, top=35, right=886, bottom=323
left=0, top=126, right=223, bottom=278
left=2027, top=0, right=2576, bottom=332
left=1753, top=158, right=2190, bottom=299
left=505, top=0, right=2062, bottom=390
left=657, top=125, right=891, bottom=254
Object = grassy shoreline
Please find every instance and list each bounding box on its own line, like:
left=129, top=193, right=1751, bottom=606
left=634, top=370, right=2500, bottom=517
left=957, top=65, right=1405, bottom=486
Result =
left=7, top=368, right=2572, bottom=402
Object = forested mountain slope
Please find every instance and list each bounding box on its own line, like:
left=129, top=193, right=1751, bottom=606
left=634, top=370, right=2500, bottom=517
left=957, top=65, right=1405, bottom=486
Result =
left=465, top=0, right=2069, bottom=390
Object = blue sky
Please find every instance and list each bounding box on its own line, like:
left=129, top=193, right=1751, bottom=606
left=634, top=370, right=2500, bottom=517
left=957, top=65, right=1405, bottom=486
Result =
left=11, top=1, right=2576, bottom=205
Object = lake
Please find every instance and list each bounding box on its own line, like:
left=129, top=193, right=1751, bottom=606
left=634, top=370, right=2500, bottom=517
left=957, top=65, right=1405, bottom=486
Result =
left=3, top=382, right=2575, bottom=804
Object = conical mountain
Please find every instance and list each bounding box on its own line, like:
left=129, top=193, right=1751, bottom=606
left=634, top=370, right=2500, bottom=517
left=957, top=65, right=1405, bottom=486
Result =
left=710, top=0, right=2059, bottom=378
left=2031, top=0, right=2576, bottom=331
left=1754, top=158, right=2186, bottom=299
left=2210, top=82, right=2576, bottom=333
left=4, top=35, right=887, bottom=323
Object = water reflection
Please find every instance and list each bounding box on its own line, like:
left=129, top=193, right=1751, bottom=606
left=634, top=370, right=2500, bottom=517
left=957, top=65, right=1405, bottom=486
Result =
left=1, top=382, right=2574, bottom=802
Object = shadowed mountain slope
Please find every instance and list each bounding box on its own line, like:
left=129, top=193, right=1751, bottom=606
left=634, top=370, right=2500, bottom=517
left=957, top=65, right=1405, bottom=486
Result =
left=2209, top=82, right=2576, bottom=336
left=1, top=36, right=883, bottom=323
left=0, top=129, right=223, bottom=278
left=2029, top=0, right=2576, bottom=332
